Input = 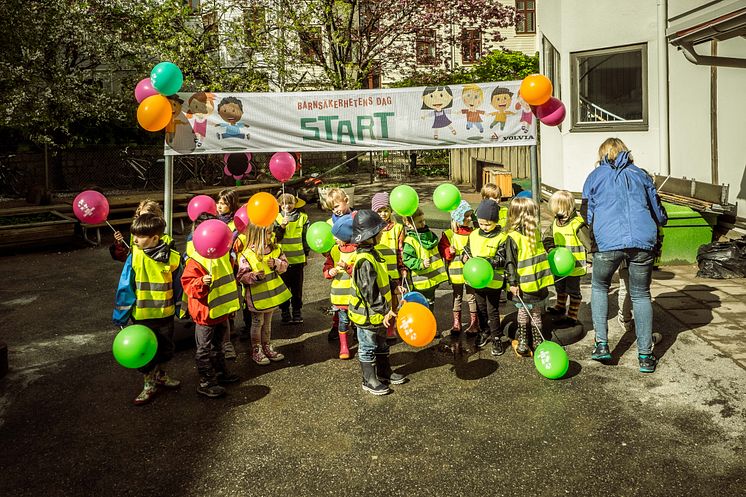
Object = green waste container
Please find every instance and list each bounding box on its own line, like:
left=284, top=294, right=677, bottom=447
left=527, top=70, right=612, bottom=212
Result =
left=657, top=202, right=716, bottom=265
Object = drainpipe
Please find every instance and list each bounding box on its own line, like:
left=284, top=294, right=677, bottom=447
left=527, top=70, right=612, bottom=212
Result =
left=658, top=0, right=670, bottom=175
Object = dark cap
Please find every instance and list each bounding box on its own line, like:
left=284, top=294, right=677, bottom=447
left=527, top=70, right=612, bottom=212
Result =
left=475, top=199, right=499, bottom=222
left=352, top=209, right=386, bottom=243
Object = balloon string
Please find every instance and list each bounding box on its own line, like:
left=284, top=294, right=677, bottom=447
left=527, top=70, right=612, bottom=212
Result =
left=514, top=291, right=566, bottom=348
left=106, top=220, right=129, bottom=248
left=208, top=259, right=213, bottom=286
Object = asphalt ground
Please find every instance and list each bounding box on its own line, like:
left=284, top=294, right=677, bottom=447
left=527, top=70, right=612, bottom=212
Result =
left=1, top=184, right=745, bottom=496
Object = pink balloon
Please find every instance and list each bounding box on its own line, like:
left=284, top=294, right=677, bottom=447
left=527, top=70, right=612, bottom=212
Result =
left=134, top=78, right=158, bottom=104
left=534, top=97, right=566, bottom=127
left=193, top=219, right=233, bottom=259
left=73, top=190, right=109, bottom=224
left=269, top=152, right=296, bottom=183
left=187, top=195, right=218, bottom=222
left=233, top=205, right=249, bottom=233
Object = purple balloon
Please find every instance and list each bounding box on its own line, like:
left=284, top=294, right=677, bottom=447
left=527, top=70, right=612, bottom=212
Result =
left=534, top=97, right=566, bottom=127
left=134, top=78, right=158, bottom=104
left=269, top=152, right=296, bottom=183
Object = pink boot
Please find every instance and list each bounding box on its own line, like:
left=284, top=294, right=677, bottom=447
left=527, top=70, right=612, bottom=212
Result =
left=339, top=331, right=350, bottom=360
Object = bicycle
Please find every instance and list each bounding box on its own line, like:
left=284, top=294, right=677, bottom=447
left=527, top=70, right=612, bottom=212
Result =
left=117, top=147, right=162, bottom=190
left=173, top=154, right=225, bottom=186
left=0, top=154, right=28, bottom=197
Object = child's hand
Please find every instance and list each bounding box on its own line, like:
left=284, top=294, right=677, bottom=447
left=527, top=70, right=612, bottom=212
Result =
left=114, top=231, right=124, bottom=243
left=448, top=246, right=456, bottom=256
left=268, top=258, right=276, bottom=269
left=422, top=258, right=430, bottom=268
left=510, top=285, right=520, bottom=296
left=328, top=267, right=339, bottom=277
left=383, top=310, right=397, bottom=328
left=336, top=261, right=347, bottom=270
left=202, top=274, right=213, bottom=285
left=252, top=271, right=265, bottom=280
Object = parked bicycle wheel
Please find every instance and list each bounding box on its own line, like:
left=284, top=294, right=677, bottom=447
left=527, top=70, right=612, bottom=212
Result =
left=119, top=157, right=150, bottom=190
left=198, top=155, right=225, bottom=186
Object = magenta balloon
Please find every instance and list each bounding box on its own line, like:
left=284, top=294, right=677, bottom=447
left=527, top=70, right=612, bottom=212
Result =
left=193, top=219, right=233, bottom=259
left=134, top=78, right=158, bottom=104
left=187, top=195, right=218, bottom=221
left=233, top=205, right=249, bottom=232
left=73, top=190, right=110, bottom=224
left=269, top=152, right=296, bottom=183
left=535, top=97, right=566, bottom=127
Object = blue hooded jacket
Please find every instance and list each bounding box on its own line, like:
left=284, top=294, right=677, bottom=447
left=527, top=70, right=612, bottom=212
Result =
left=582, top=151, right=667, bottom=252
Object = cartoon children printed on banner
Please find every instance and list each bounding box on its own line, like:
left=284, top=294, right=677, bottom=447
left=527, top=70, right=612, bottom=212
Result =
left=165, top=95, right=187, bottom=145
left=421, top=86, right=457, bottom=140
left=487, top=86, right=516, bottom=133
left=460, top=84, right=486, bottom=138
left=215, top=96, right=250, bottom=143
left=186, top=92, right=216, bottom=147
left=515, top=92, right=533, bottom=133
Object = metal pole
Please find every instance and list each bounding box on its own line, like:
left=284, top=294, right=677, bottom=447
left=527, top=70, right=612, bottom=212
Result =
left=657, top=0, right=670, bottom=175
left=164, top=154, right=173, bottom=237
left=530, top=144, right=540, bottom=212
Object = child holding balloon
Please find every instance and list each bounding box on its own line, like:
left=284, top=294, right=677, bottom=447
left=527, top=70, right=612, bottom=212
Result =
left=181, top=213, right=242, bottom=398
left=402, top=208, right=448, bottom=313
left=110, top=199, right=169, bottom=262
left=216, top=188, right=243, bottom=359
left=113, top=213, right=182, bottom=405
left=439, top=200, right=479, bottom=339
left=236, top=223, right=292, bottom=366
left=547, top=190, right=592, bottom=327
left=275, top=192, right=310, bottom=324
left=324, top=214, right=356, bottom=359
left=462, top=200, right=507, bottom=353
left=502, top=197, right=555, bottom=357
left=348, top=210, right=406, bottom=396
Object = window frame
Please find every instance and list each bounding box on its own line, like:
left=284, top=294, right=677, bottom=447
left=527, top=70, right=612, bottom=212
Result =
left=570, top=42, right=649, bottom=132
left=299, top=27, right=323, bottom=61
left=415, top=29, right=437, bottom=66
left=515, top=0, right=536, bottom=35
left=461, top=28, right=482, bottom=64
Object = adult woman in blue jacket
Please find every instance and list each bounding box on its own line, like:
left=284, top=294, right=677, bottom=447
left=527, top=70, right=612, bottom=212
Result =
left=582, top=138, right=667, bottom=373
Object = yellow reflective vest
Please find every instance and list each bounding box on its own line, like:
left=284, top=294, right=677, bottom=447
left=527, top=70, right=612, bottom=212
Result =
left=276, top=211, right=308, bottom=265
left=404, top=235, right=448, bottom=291
left=131, top=246, right=181, bottom=320
left=183, top=241, right=240, bottom=319
left=552, top=215, right=587, bottom=277
left=444, top=229, right=470, bottom=285
left=467, top=230, right=506, bottom=290
left=497, top=206, right=509, bottom=229
left=348, top=251, right=391, bottom=328
left=507, top=230, right=555, bottom=293
left=329, top=245, right=357, bottom=307
left=242, top=246, right=292, bottom=311
left=377, top=222, right=403, bottom=280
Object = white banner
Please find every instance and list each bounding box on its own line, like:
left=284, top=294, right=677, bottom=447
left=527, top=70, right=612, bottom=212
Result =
left=164, top=81, right=537, bottom=155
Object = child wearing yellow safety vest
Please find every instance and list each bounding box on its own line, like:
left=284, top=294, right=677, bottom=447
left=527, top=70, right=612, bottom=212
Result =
left=547, top=190, right=592, bottom=327
left=181, top=213, right=242, bottom=398
left=502, top=197, right=555, bottom=357
left=324, top=187, right=355, bottom=340
left=237, top=223, right=292, bottom=366
left=481, top=183, right=509, bottom=228
left=275, top=192, right=310, bottom=324
left=114, top=213, right=182, bottom=406
left=323, top=214, right=357, bottom=359
left=463, top=200, right=507, bottom=354
left=349, top=210, right=407, bottom=396
left=216, top=188, right=241, bottom=360
left=371, top=192, right=406, bottom=341
left=402, top=208, right=448, bottom=312
left=439, top=200, right=479, bottom=339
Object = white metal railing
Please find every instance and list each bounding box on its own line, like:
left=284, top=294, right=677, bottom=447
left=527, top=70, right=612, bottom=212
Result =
left=579, top=96, right=626, bottom=122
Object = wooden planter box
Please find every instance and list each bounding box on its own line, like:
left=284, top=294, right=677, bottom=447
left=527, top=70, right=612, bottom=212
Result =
left=0, top=210, right=78, bottom=249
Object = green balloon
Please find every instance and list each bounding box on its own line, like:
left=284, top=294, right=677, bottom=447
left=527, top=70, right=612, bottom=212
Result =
left=306, top=221, right=335, bottom=253
left=548, top=247, right=575, bottom=277
left=112, top=325, right=158, bottom=369
left=533, top=341, right=569, bottom=379
left=433, top=183, right=462, bottom=212
left=463, top=257, right=494, bottom=289
left=150, top=62, right=184, bottom=96
left=390, top=185, right=419, bottom=217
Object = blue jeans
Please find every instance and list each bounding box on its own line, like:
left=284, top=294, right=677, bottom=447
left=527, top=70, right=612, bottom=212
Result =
left=357, top=326, right=389, bottom=363
left=591, top=249, right=654, bottom=354
left=335, top=308, right=350, bottom=333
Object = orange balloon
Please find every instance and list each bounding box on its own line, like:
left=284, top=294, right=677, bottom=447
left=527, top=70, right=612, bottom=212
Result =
left=396, top=302, right=437, bottom=347
left=519, top=74, right=553, bottom=106
left=137, top=95, right=172, bottom=132
left=247, top=192, right=279, bottom=227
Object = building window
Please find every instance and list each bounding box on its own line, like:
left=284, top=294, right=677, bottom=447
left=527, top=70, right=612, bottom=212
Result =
left=542, top=36, right=561, bottom=100
left=461, top=29, right=481, bottom=64
left=202, top=11, right=219, bottom=51
left=184, top=0, right=200, bottom=11
left=416, top=29, right=437, bottom=66
left=299, top=28, right=322, bottom=60
left=243, top=5, right=265, bottom=43
left=515, top=1, right=535, bottom=34
left=571, top=43, right=648, bottom=131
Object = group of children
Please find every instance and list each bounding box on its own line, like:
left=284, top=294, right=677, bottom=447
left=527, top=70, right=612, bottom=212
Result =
left=111, top=181, right=592, bottom=401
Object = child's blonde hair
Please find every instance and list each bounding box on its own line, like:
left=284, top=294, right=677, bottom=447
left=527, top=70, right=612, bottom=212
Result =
left=134, top=199, right=163, bottom=218
left=217, top=189, right=240, bottom=214
left=242, top=223, right=275, bottom=262
left=598, top=137, right=632, bottom=163
left=404, top=207, right=424, bottom=228
left=505, top=197, right=540, bottom=247
left=481, top=183, right=502, bottom=201
left=278, top=193, right=297, bottom=207
left=325, top=187, right=349, bottom=205
left=548, top=190, right=576, bottom=219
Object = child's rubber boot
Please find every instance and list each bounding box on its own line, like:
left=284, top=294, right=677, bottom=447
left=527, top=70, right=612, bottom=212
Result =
left=464, top=312, right=479, bottom=335
left=133, top=371, right=158, bottom=406
left=531, top=325, right=545, bottom=354
left=450, top=311, right=462, bottom=336
left=512, top=324, right=530, bottom=357
left=375, top=353, right=407, bottom=385
left=360, top=361, right=390, bottom=395
left=339, top=331, right=351, bottom=360
left=154, top=367, right=181, bottom=389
